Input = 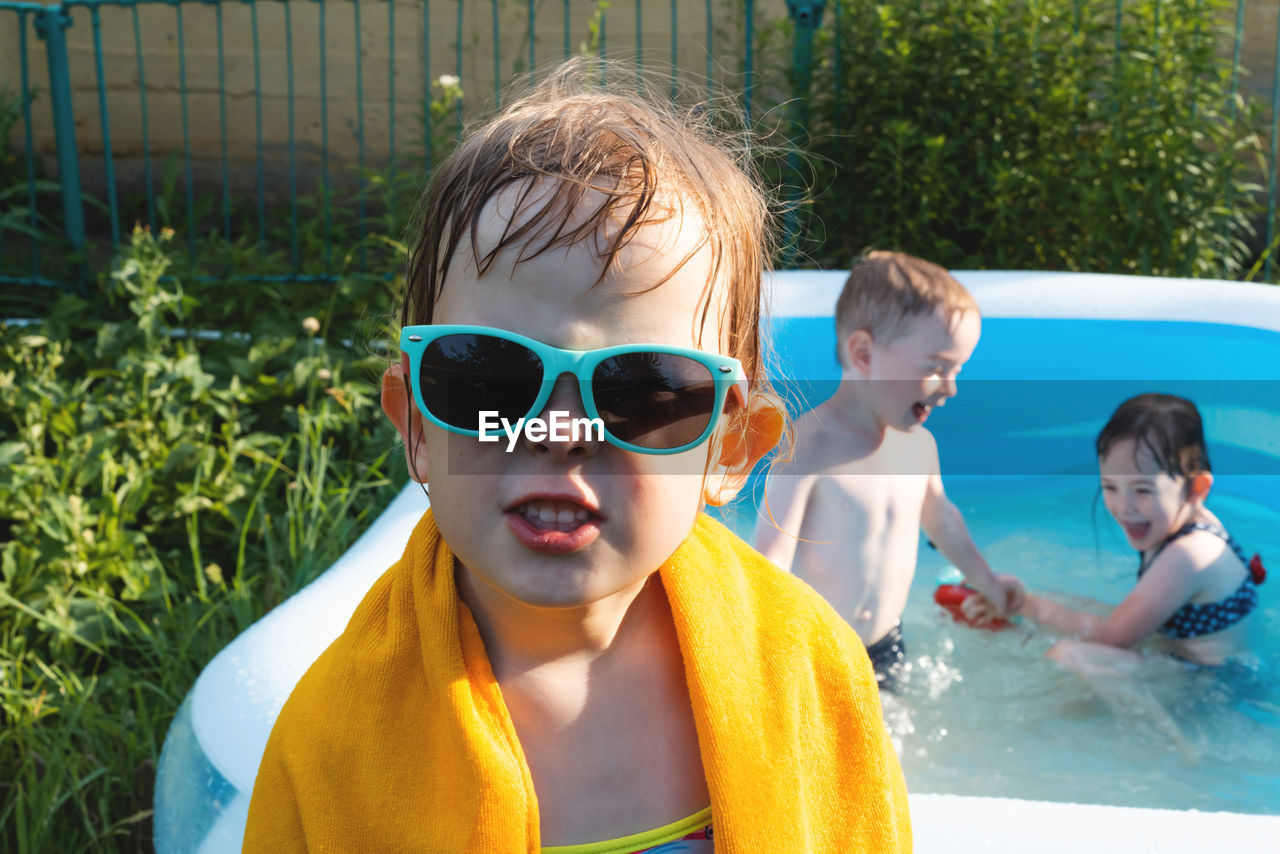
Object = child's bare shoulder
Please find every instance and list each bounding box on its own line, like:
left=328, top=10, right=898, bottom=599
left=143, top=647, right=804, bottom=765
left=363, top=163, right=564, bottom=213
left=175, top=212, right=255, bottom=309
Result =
left=1150, top=524, right=1237, bottom=577
left=784, top=405, right=876, bottom=472
left=770, top=411, right=841, bottom=478
left=902, top=424, right=940, bottom=460
left=793, top=407, right=939, bottom=473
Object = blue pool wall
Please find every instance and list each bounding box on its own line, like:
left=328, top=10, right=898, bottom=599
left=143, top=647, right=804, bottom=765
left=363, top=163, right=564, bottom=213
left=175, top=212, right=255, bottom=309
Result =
left=756, top=311, right=1280, bottom=511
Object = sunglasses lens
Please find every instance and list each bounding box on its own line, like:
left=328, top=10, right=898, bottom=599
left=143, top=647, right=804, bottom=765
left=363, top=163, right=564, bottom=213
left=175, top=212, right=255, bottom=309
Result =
left=419, top=334, right=543, bottom=431
left=593, top=353, right=719, bottom=450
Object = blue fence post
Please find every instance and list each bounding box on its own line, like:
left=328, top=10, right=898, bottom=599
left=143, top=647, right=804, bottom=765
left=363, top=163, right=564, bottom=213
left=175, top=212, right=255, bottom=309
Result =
left=35, top=5, right=86, bottom=258
left=782, top=0, right=825, bottom=268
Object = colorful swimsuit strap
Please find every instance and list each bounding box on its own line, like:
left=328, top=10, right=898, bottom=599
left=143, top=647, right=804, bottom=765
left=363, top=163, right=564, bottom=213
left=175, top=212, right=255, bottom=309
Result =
left=542, top=806, right=712, bottom=854
left=1137, top=521, right=1261, bottom=640
left=1137, top=521, right=1248, bottom=578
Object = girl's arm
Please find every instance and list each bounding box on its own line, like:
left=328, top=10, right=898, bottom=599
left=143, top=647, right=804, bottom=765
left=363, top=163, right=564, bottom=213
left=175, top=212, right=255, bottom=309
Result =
left=1017, top=592, right=1105, bottom=636
left=1015, top=549, right=1201, bottom=648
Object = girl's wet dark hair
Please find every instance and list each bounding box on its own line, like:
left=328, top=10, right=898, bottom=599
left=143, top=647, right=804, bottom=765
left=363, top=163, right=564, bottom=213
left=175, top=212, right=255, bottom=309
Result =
left=1095, top=393, right=1210, bottom=479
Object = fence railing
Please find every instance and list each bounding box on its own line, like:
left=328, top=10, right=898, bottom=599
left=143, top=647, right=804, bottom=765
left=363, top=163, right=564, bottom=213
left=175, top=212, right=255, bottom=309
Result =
left=1, top=0, right=802, bottom=290
left=0, top=0, right=1271, bottom=291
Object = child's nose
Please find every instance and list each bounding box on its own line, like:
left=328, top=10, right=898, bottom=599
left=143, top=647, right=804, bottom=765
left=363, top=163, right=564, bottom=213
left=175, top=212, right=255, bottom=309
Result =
left=523, top=374, right=602, bottom=460
left=927, top=372, right=958, bottom=401
left=939, top=373, right=958, bottom=399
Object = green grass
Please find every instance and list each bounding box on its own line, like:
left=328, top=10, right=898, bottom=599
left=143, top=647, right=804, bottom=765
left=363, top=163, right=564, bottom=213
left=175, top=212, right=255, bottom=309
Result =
left=0, top=66, right=456, bottom=854
left=0, top=227, right=407, bottom=852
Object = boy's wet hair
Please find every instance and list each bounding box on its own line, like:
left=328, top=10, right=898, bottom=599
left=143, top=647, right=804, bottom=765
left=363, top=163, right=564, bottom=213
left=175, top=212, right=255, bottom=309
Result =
left=402, top=58, right=776, bottom=393
left=834, top=251, right=978, bottom=364
left=1096, top=393, right=1211, bottom=479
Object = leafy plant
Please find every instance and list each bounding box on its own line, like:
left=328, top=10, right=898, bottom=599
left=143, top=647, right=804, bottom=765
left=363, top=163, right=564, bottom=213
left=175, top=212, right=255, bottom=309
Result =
left=772, top=0, right=1264, bottom=277
left=0, top=228, right=405, bottom=851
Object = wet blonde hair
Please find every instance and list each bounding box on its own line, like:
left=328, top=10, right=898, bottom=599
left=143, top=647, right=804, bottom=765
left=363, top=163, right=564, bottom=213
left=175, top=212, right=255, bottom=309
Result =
left=402, top=58, right=777, bottom=399
left=834, top=251, right=978, bottom=364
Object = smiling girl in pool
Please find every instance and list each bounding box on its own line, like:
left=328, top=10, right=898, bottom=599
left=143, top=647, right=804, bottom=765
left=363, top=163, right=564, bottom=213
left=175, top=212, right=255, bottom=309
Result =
left=967, top=393, right=1266, bottom=672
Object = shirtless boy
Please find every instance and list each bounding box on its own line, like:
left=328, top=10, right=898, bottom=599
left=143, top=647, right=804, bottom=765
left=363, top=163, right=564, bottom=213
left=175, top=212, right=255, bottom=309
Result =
left=755, top=251, right=1023, bottom=691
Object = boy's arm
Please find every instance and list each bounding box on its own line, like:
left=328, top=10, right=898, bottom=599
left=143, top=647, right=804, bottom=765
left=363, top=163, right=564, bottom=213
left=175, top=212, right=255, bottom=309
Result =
left=920, top=468, right=1021, bottom=616
left=752, top=466, right=818, bottom=573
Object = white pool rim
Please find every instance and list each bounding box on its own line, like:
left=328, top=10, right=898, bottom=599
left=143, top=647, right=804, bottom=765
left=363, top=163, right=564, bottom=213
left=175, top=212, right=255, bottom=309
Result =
left=770, top=269, right=1280, bottom=332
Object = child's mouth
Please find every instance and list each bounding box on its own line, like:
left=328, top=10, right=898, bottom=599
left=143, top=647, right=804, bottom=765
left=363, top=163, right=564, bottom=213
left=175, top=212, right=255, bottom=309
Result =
left=1123, top=521, right=1151, bottom=541
left=515, top=500, right=594, bottom=532
left=506, top=499, right=602, bottom=553
left=912, top=402, right=933, bottom=423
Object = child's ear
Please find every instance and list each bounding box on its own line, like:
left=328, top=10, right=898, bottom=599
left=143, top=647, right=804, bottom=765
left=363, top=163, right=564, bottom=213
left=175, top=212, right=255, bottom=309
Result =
left=381, top=354, right=430, bottom=483
left=704, top=393, right=787, bottom=507
left=1188, top=471, right=1213, bottom=503
left=844, top=329, right=874, bottom=375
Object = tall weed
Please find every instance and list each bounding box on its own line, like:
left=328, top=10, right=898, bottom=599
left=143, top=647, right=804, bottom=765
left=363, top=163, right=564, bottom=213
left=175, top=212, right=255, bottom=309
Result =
left=0, top=228, right=404, bottom=851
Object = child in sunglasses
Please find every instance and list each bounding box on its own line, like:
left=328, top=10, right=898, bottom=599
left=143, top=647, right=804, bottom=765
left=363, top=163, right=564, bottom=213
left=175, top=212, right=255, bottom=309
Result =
left=244, top=60, right=910, bottom=853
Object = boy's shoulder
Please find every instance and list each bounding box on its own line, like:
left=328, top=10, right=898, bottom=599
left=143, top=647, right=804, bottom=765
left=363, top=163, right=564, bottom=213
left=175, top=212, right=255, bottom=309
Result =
left=903, top=423, right=939, bottom=456
left=782, top=405, right=867, bottom=474
left=784, top=405, right=938, bottom=477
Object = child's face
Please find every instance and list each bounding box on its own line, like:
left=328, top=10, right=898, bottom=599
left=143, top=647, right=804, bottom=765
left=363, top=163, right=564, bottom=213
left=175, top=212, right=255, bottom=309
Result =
left=405, top=192, right=737, bottom=611
left=1099, top=437, right=1194, bottom=551
left=865, top=308, right=980, bottom=431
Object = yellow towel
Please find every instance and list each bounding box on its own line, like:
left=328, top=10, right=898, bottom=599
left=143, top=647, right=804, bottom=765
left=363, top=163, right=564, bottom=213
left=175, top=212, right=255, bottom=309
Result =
left=244, top=510, right=911, bottom=852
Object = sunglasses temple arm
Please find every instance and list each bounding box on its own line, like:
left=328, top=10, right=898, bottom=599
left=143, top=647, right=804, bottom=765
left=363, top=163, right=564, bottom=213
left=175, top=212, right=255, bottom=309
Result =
left=729, top=377, right=749, bottom=409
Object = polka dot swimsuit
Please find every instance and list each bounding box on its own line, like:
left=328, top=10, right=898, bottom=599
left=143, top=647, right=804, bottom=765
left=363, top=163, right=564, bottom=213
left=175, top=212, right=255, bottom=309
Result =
left=1137, top=522, right=1265, bottom=640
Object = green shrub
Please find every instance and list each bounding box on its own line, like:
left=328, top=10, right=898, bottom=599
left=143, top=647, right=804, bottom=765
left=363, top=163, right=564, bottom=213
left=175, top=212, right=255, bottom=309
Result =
left=787, top=0, right=1263, bottom=276
left=0, top=228, right=405, bottom=851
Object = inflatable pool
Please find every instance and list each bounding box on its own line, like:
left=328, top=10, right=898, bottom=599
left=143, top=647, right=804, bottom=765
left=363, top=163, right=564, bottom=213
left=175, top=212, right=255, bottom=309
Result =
left=154, top=271, right=1280, bottom=852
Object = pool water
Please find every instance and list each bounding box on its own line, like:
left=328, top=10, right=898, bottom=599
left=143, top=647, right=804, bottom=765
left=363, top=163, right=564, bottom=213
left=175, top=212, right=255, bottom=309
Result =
left=713, top=477, right=1280, bottom=814
left=708, top=311, right=1280, bottom=816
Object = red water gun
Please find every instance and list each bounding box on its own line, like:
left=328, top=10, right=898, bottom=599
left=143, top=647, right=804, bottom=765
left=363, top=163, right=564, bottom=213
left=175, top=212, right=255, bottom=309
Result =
left=933, top=584, right=1013, bottom=631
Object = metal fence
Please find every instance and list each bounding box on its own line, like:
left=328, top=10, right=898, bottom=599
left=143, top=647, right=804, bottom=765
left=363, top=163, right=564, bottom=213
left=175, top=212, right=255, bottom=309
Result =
left=0, top=0, right=796, bottom=289
left=0, top=0, right=1270, bottom=290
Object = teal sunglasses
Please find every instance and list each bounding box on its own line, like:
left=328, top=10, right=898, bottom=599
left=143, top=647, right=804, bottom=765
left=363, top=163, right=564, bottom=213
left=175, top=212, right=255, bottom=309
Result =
left=400, top=325, right=748, bottom=455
